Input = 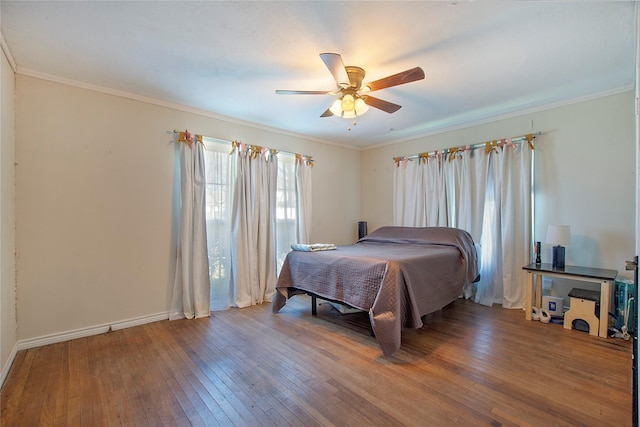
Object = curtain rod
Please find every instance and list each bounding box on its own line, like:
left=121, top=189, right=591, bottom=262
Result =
left=393, top=132, right=541, bottom=163
left=172, top=129, right=314, bottom=164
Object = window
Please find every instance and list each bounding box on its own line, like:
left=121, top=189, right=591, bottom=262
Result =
left=203, top=140, right=233, bottom=309
left=275, top=154, right=297, bottom=271
left=202, top=141, right=300, bottom=308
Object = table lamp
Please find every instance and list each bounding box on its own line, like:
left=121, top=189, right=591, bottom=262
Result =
left=545, top=225, right=571, bottom=269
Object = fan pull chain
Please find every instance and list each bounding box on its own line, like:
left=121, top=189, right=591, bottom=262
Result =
left=347, top=115, right=358, bottom=131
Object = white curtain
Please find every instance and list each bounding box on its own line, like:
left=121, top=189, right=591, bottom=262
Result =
left=170, top=140, right=211, bottom=320
left=275, top=155, right=298, bottom=271
left=393, top=159, right=425, bottom=226
left=273, top=154, right=313, bottom=271
left=448, top=150, right=485, bottom=299
left=459, top=150, right=489, bottom=243
left=230, top=147, right=278, bottom=308
left=470, top=143, right=532, bottom=308
left=473, top=151, right=500, bottom=306
left=424, top=154, right=448, bottom=227
left=392, top=140, right=533, bottom=309
left=295, top=158, right=313, bottom=244
left=203, top=140, right=234, bottom=311
left=394, top=154, right=448, bottom=227
left=493, top=143, right=532, bottom=308
left=200, top=141, right=312, bottom=310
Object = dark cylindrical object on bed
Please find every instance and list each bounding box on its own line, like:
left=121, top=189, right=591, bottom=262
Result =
left=358, top=221, right=368, bottom=239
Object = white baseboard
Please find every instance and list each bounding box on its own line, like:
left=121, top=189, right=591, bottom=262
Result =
left=16, top=311, right=169, bottom=351
left=0, top=343, right=18, bottom=389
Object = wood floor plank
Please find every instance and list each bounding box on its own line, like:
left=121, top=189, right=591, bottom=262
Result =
left=213, top=308, right=351, bottom=425
left=209, top=311, right=336, bottom=421
left=142, top=322, right=217, bottom=426
left=169, top=339, right=251, bottom=424
left=38, top=342, right=65, bottom=425
left=0, top=348, right=33, bottom=425
left=100, top=331, right=140, bottom=426
left=124, top=325, right=191, bottom=426
left=1, top=297, right=633, bottom=426
left=206, top=310, right=343, bottom=426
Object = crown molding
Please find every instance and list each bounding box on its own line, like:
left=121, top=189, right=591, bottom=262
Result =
left=14, top=67, right=632, bottom=153
left=0, top=33, right=17, bottom=72
left=15, top=67, right=360, bottom=151
left=365, top=84, right=635, bottom=151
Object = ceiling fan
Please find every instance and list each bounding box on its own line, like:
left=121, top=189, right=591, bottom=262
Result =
left=276, top=53, right=425, bottom=120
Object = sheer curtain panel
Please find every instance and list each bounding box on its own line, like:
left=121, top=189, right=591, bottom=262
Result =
left=170, top=139, right=211, bottom=320
left=393, top=159, right=425, bottom=227
left=424, top=154, right=449, bottom=227
left=392, top=138, right=533, bottom=309
left=176, top=131, right=313, bottom=311
left=470, top=143, right=532, bottom=308
left=493, top=143, right=532, bottom=308
left=274, top=154, right=310, bottom=272
left=203, top=140, right=234, bottom=311
left=295, top=158, right=313, bottom=245
left=230, top=146, right=278, bottom=308
left=448, top=150, right=488, bottom=299
left=393, top=154, right=448, bottom=227
left=200, top=139, right=313, bottom=310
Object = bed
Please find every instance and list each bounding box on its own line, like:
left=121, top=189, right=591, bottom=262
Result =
left=272, top=226, right=479, bottom=356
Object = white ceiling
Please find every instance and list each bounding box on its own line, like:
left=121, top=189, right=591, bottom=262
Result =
left=1, top=1, right=637, bottom=148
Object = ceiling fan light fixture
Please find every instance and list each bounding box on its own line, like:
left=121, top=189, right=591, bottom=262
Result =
left=341, top=94, right=356, bottom=112
left=329, top=98, right=343, bottom=116
left=276, top=53, right=425, bottom=121
left=329, top=94, right=369, bottom=118
left=342, top=109, right=357, bottom=119
left=354, top=97, right=369, bottom=115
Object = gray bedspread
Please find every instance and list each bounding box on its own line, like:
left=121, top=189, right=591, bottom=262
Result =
left=272, top=226, right=479, bottom=356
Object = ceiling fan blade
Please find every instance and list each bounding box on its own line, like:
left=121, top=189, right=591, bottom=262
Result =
left=363, top=95, right=402, bottom=113
left=320, top=53, right=350, bottom=87
left=364, top=67, right=425, bottom=92
left=276, top=90, right=332, bottom=95
left=320, top=108, right=333, bottom=118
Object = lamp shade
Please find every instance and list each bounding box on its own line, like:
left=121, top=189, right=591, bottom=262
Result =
left=329, top=99, right=343, bottom=116
left=354, top=97, right=369, bottom=115
left=341, top=94, right=355, bottom=112
left=545, top=225, right=571, bottom=246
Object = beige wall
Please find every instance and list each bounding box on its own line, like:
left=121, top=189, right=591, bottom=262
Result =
left=362, top=91, right=636, bottom=295
left=1, top=48, right=16, bottom=381
left=11, top=74, right=636, bottom=343
left=15, top=75, right=361, bottom=341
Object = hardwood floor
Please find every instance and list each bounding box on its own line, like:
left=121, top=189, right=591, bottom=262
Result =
left=1, top=296, right=633, bottom=426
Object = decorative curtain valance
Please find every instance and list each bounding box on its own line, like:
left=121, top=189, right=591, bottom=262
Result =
left=177, top=130, right=203, bottom=147
left=392, top=132, right=539, bottom=166
left=174, top=130, right=314, bottom=166
left=393, top=132, right=538, bottom=309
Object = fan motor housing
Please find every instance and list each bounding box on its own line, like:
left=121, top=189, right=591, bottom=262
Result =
left=345, top=66, right=365, bottom=89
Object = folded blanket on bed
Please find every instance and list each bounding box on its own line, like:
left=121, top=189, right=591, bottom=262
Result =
left=291, top=243, right=337, bottom=252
